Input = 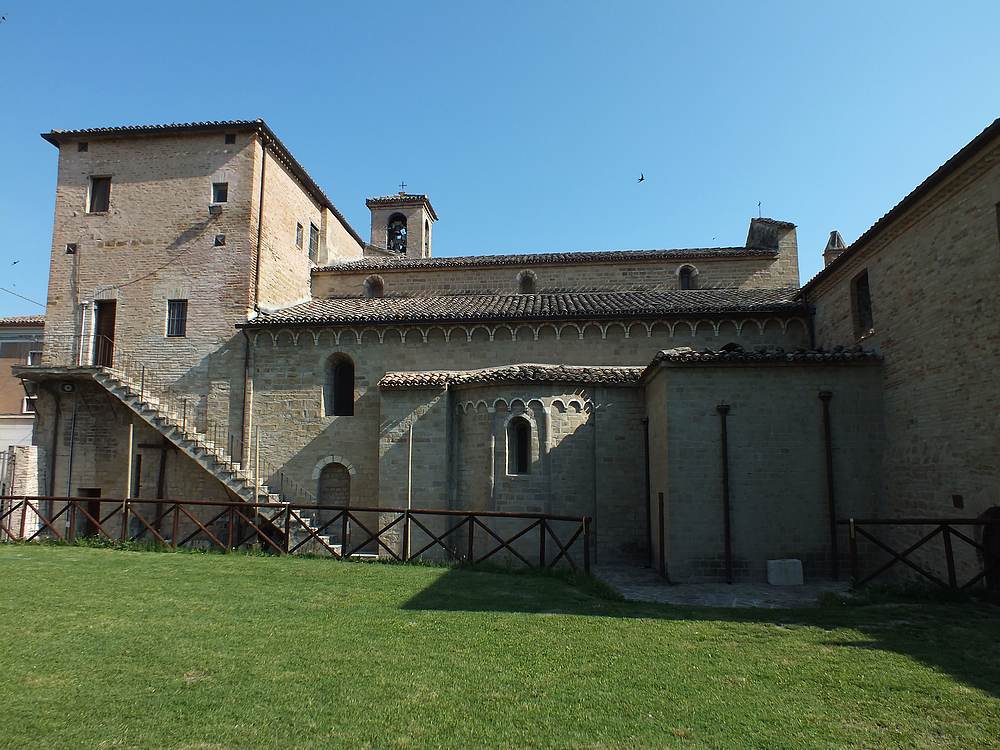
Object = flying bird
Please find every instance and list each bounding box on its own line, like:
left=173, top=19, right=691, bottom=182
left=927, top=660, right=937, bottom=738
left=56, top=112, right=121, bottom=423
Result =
left=637, top=173, right=645, bottom=183
left=11, top=260, right=19, bottom=265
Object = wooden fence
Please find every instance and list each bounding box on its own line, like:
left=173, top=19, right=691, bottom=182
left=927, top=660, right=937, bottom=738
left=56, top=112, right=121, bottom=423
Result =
left=0, top=496, right=591, bottom=573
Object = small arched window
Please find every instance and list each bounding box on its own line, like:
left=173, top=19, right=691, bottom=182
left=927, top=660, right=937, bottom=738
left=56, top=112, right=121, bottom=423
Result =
left=507, top=416, right=531, bottom=475
left=517, top=270, right=536, bottom=294
left=679, top=265, right=697, bottom=290
left=387, top=213, right=407, bottom=254
left=363, top=275, right=384, bottom=299
left=324, top=354, right=355, bottom=417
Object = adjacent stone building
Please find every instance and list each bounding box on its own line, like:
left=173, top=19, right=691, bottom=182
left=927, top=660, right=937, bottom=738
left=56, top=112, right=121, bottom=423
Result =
left=9, top=117, right=1000, bottom=583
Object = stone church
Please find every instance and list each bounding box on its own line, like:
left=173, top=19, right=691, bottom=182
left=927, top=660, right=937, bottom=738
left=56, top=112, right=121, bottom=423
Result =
left=11, top=117, right=1000, bottom=583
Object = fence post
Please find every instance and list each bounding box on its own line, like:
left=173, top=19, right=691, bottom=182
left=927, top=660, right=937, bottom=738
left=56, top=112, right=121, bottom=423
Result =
left=68, top=501, right=77, bottom=543
left=942, top=525, right=957, bottom=589
left=849, top=518, right=859, bottom=585
left=172, top=503, right=180, bottom=549
left=539, top=519, right=546, bottom=569
left=283, top=507, right=291, bottom=554
left=467, top=515, right=475, bottom=564
left=341, top=509, right=349, bottom=559
left=120, top=499, right=129, bottom=543
left=226, top=505, right=234, bottom=550
left=401, top=510, right=409, bottom=562
left=583, top=517, right=591, bottom=575
left=19, top=499, right=28, bottom=541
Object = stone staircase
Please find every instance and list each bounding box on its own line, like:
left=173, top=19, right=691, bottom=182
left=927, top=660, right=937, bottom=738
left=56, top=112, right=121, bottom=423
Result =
left=91, top=367, right=336, bottom=553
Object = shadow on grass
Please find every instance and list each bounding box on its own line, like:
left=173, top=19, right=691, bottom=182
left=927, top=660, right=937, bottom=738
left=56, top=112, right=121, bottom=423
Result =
left=402, top=565, right=1000, bottom=699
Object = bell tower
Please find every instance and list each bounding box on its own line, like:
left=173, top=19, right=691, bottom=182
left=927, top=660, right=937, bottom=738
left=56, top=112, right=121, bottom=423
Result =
left=366, top=190, right=438, bottom=259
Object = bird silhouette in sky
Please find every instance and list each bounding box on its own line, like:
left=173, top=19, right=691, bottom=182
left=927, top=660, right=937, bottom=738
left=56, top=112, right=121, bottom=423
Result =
left=11, top=260, right=19, bottom=265
left=637, top=173, right=645, bottom=183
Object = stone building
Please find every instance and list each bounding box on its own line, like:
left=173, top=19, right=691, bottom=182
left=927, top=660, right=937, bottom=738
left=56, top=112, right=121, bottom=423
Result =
left=9, top=117, right=1000, bottom=583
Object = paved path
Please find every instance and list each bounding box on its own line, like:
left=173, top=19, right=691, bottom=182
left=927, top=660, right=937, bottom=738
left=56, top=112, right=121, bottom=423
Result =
left=594, top=565, right=850, bottom=609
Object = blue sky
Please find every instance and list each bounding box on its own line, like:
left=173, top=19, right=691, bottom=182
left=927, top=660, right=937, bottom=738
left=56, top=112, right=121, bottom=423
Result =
left=1, top=1, right=998, bottom=316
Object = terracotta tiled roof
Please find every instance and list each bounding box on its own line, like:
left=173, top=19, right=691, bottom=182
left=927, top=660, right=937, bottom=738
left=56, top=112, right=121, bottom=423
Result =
left=648, top=345, right=880, bottom=366
left=40, top=119, right=364, bottom=246
left=243, top=288, right=805, bottom=328
left=365, top=193, right=438, bottom=220
left=801, top=116, right=1000, bottom=293
left=0, top=314, right=45, bottom=327
left=314, top=245, right=776, bottom=273
left=380, top=363, right=644, bottom=389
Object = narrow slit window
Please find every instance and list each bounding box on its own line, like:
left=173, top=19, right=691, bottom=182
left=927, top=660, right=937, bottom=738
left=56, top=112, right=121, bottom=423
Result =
left=324, top=354, right=355, bottom=416
left=852, top=270, right=874, bottom=337
left=166, top=300, right=188, bottom=338
left=507, top=416, right=531, bottom=475
left=212, top=182, right=229, bottom=203
left=88, top=176, right=111, bottom=213
left=309, top=223, right=320, bottom=262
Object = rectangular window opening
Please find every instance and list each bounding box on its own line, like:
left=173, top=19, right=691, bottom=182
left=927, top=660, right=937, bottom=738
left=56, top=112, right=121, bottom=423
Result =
left=212, top=182, right=229, bottom=204
left=65, top=243, right=77, bottom=255
left=88, top=176, right=111, bottom=213
left=295, top=222, right=304, bottom=249
left=22, top=395, right=37, bottom=414
left=78, top=142, right=88, bottom=152
left=224, top=133, right=236, bottom=145
left=214, top=234, right=226, bottom=247
left=308, top=222, right=320, bottom=262
left=852, top=269, right=874, bottom=339
left=166, top=299, right=188, bottom=338
left=27, top=350, right=42, bottom=366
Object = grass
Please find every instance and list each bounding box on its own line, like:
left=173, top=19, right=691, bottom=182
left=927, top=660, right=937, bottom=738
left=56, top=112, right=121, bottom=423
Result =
left=0, top=546, right=998, bottom=749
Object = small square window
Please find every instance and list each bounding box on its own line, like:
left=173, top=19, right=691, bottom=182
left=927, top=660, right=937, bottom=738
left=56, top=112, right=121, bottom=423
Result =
left=27, top=350, right=42, bottom=366
left=22, top=396, right=37, bottom=414
left=224, top=133, right=236, bottom=145
left=166, top=299, right=188, bottom=338
left=212, top=182, right=229, bottom=204
left=78, top=142, right=88, bottom=152
left=295, top=222, right=304, bottom=249
left=308, top=223, right=319, bottom=262
left=65, top=243, right=77, bottom=255
left=88, top=176, right=111, bottom=213
left=214, top=234, right=226, bottom=247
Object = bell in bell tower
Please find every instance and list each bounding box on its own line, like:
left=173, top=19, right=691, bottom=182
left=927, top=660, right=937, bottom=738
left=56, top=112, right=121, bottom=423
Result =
left=366, top=187, right=438, bottom=259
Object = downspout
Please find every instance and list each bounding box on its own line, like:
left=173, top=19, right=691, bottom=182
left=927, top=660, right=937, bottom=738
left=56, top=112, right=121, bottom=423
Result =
left=241, top=328, right=253, bottom=466
left=46, top=385, right=62, bottom=501
left=242, top=135, right=267, bottom=464
left=819, top=391, right=839, bottom=579
left=642, top=417, right=651, bottom=568
left=64, top=389, right=79, bottom=497
left=252, top=138, right=267, bottom=313
left=716, top=403, right=733, bottom=584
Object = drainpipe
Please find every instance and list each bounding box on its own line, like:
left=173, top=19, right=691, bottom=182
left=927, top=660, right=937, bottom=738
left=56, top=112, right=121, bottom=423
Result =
left=64, top=389, right=79, bottom=497
left=642, top=417, right=651, bottom=568
left=240, top=328, right=253, bottom=466
left=252, top=139, right=267, bottom=313
left=819, top=391, right=839, bottom=579
left=716, top=403, right=733, bottom=584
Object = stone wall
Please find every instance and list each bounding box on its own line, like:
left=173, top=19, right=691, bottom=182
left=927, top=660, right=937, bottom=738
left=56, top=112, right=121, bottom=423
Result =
left=808, top=137, right=1000, bottom=583
left=645, top=360, right=883, bottom=582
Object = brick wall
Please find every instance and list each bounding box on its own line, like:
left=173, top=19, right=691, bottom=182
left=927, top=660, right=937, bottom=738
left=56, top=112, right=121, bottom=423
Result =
left=645, top=360, right=883, bottom=582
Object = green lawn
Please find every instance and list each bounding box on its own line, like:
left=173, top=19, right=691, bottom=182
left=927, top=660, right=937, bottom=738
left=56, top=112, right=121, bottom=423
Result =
left=0, top=546, right=998, bottom=749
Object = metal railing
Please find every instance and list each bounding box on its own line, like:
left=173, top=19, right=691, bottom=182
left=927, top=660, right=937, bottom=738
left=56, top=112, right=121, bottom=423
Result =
left=0, top=496, right=592, bottom=572
left=840, top=517, right=1000, bottom=590
left=24, top=334, right=316, bottom=505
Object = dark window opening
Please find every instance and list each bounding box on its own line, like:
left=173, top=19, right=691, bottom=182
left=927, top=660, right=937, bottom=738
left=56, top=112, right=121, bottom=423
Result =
left=387, top=213, right=407, bottom=254
left=309, top=223, right=320, bottom=262
left=214, top=234, right=226, bottom=247
left=88, top=176, right=111, bottom=213
left=518, top=271, right=536, bottom=294
left=324, top=354, right=355, bottom=417
left=424, top=219, right=430, bottom=255
left=65, top=243, right=77, bottom=255
left=295, top=222, right=304, bottom=249
left=224, top=133, right=236, bottom=145
left=22, top=396, right=37, bottom=414
left=679, top=265, right=696, bottom=290
left=166, top=299, right=188, bottom=338
left=852, top=270, right=874, bottom=337
left=507, top=416, right=531, bottom=475
left=364, top=275, right=384, bottom=299
left=212, top=182, right=229, bottom=203
left=78, top=142, right=88, bottom=152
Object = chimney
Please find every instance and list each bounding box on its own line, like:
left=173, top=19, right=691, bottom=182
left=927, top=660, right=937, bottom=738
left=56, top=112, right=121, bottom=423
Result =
left=823, top=230, right=847, bottom=267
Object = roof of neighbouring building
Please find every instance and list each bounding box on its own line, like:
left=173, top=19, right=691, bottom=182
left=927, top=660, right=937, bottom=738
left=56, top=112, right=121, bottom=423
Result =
left=801, top=115, right=1000, bottom=293
left=313, top=245, right=777, bottom=273
left=365, top=193, right=439, bottom=221
left=647, top=345, right=880, bottom=368
left=379, top=363, right=644, bottom=389
left=242, top=288, right=806, bottom=328
left=0, top=314, right=45, bottom=327
left=40, top=119, right=365, bottom=247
